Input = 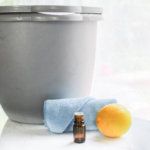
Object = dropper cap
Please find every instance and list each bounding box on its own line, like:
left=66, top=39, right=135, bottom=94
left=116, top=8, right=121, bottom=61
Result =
left=74, top=112, right=84, bottom=122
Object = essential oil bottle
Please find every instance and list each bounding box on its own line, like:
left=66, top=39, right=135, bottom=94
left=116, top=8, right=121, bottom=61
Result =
left=73, top=112, right=86, bottom=143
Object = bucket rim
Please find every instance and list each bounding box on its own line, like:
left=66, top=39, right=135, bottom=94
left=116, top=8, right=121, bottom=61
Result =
left=0, top=5, right=102, bottom=15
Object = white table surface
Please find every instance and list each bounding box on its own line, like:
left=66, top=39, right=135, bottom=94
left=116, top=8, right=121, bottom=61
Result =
left=1, top=99, right=150, bottom=150
left=0, top=117, right=150, bottom=150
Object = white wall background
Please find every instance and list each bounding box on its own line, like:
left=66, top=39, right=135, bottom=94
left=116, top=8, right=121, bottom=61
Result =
left=93, top=0, right=150, bottom=105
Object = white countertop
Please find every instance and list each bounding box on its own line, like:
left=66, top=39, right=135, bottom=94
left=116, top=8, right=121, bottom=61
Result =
left=0, top=117, right=150, bottom=150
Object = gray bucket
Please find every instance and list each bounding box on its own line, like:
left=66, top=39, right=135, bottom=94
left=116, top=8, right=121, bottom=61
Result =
left=0, top=5, right=102, bottom=124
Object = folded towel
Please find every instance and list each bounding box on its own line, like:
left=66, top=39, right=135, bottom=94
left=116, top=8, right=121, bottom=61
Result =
left=44, top=97, right=117, bottom=133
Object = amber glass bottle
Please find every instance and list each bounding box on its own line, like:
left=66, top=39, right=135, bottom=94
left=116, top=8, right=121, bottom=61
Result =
left=73, top=112, right=86, bottom=143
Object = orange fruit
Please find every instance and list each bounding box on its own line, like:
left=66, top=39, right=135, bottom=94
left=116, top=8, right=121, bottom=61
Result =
left=96, top=104, right=132, bottom=138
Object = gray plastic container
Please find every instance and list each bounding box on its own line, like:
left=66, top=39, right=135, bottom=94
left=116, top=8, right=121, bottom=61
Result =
left=0, top=5, right=102, bottom=124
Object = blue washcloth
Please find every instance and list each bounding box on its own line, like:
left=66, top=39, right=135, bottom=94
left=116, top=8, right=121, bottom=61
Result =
left=44, top=97, right=117, bottom=133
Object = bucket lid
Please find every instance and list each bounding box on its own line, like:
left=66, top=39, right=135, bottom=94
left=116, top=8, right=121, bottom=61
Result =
left=0, top=5, right=102, bottom=21
left=0, top=5, right=102, bottom=14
